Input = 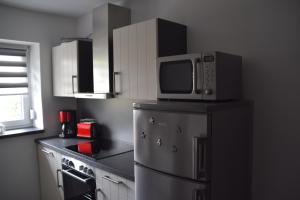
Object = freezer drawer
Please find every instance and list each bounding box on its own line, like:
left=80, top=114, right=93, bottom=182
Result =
left=134, top=110, right=209, bottom=181
left=135, top=164, right=208, bottom=200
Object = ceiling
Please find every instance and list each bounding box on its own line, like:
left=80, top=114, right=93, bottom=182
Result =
left=0, top=0, right=124, bottom=18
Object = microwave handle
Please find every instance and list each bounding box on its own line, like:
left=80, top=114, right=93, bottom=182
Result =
left=194, top=58, right=202, bottom=94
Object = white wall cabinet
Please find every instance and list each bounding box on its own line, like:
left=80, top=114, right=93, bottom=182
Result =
left=52, top=41, right=78, bottom=97
left=96, top=168, right=135, bottom=200
left=37, top=145, right=64, bottom=200
left=52, top=40, right=93, bottom=97
left=113, top=18, right=187, bottom=100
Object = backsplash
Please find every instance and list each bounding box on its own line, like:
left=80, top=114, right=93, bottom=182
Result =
left=77, top=98, right=135, bottom=143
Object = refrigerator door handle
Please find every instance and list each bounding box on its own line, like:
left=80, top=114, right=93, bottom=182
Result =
left=193, top=137, right=207, bottom=180
left=194, top=188, right=207, bottom=200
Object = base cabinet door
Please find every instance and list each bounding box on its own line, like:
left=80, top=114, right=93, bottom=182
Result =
left=96, top=168, right=135, bottom=200
left=38, top=145, right=64, bottom=200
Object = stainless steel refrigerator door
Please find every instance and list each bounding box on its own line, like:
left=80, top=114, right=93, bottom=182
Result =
left=135, top=164, right=209, bottom=200
left=134, top=109, right=208, bottom=181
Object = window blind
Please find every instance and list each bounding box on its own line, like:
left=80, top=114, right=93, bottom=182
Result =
left=0, top=47, right=28, bottom=95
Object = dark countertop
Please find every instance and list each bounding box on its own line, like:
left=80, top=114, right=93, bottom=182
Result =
left=36, top=137, right=134, bottom=181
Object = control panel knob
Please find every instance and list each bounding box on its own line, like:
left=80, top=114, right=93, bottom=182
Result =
left=204, top=89, right=213, bottom=95
left=87, top=169, right=94, bottom=176
left=62, top=158, right=66, bottom=163
left=149, top=117, right=155, bottom=125
left=83, top=167, right=88, bottom=173
left=68, top=161, right=74, bottom=168
left=65, top=159, right=69, bottom=164
left=79, top=165, right=84, bottom=171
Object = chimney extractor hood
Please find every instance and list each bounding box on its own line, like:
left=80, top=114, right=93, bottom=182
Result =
left=75, top=4, right=131, bottom=99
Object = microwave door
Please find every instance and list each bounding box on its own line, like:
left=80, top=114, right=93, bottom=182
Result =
left=159, top=60, right=194, bottom=94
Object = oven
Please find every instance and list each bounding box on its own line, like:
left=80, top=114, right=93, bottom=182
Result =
left=61, top=156, right=96, bottom=200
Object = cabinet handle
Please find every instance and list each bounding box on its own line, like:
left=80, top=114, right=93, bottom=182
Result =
left=194, top=58, right=203, bottom=94
left=41, top=148, right=54, bottom=157
left=113, top=72, right=121, bottom=95
left=95, top=188, right=102, bottom=200
left=102, top=175, right=122, bottom=184
left=72, top=75, right=77, bottom=94
left=56, top=169, right=63, bottom=190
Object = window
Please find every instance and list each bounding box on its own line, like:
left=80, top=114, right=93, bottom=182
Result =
left=0, top=45, right=32, bottom=130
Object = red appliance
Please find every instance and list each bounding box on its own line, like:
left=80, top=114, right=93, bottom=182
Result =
left=59, top=110, right=76, bottom=138
left=77, top=121, right=97, bottom=139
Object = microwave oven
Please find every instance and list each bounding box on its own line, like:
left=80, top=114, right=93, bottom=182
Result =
left=157, top=52, right=242, bottom=100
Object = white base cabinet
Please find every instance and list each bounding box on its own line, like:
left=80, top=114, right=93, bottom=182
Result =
left=96, top=168, right=135, bottom=200
left=38, top=145, right=64, bottom=200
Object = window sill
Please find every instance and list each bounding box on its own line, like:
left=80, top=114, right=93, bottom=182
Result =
left=0, top=127, right=44, bottom=139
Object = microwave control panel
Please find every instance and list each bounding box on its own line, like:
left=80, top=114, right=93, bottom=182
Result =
left=202, top=53, right=216, bottom=99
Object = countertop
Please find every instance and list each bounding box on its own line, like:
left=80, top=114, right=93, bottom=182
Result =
left=36, top=137, right=134, bottom=181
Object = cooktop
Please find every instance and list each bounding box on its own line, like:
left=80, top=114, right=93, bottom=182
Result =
left=66, top=139, right=133, bottom=160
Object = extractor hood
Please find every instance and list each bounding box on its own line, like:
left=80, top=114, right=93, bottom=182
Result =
left=75, top=3, right=131, bottom=99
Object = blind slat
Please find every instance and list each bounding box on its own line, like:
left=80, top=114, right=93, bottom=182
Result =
left=0, top=83, right=28, bottom=88
left=0, top=72, right=27, bottom=77
left=0, top=61, right=27, bottom=67
left=0, top=48, right=27, bottom=57
left=0, top=87, right=28, bottom=95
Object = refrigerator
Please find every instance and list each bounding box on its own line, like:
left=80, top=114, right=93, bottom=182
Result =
left=133, top=101, right=252, bottom=200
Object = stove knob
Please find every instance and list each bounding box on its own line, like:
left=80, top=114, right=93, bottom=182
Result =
left=83, top=167, right=88, bottom=173
left=65, top=159, right=69, bottom=164
left=68, top=161, right=74, bottom=168
left=79, top=165, right=84, bottom=171
left=87, top=169, right=94, bottom=176
left=62, top=158, right=66, bottom=163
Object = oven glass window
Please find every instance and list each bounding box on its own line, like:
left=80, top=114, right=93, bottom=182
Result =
left=159, top=60, right=193, bottom=93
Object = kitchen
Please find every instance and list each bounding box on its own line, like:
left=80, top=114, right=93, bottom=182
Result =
left=0, top=0, right=299, bottom=200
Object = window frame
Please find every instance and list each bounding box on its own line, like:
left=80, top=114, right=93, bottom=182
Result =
left=0, top=44, right=33, bottom=131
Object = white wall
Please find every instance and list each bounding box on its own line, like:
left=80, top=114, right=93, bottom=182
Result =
left=77, top=12, right=93, bottom=38
left=77, top=0, right=300, bottom=199
left=0, top=5, right=77, bottom=200
left=124, top=1, right=300, bottom=200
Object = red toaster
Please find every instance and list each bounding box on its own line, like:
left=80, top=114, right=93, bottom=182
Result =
left=77, top=121, right=97, bottom=139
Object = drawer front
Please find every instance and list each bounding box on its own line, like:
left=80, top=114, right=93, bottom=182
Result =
left=96, top=168, right=135, bottom=200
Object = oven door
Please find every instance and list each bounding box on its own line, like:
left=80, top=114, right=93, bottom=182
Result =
left=62, top=165, right=96, bottom=200
left=157, top=54, right=203, bottom=100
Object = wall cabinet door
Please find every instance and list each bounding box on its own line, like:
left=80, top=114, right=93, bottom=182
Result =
left=38, top=145, right=64, bottom=200
left=113, top=19, right=157, bottom=100
left=52, top=41, right=78, bottom=97
left=96, top=168, right=135, bottom=200
left=113, top=18, right=187, bottom=100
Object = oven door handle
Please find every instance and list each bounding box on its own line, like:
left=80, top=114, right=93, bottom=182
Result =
left=62, top=169, right=92, bottom=184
